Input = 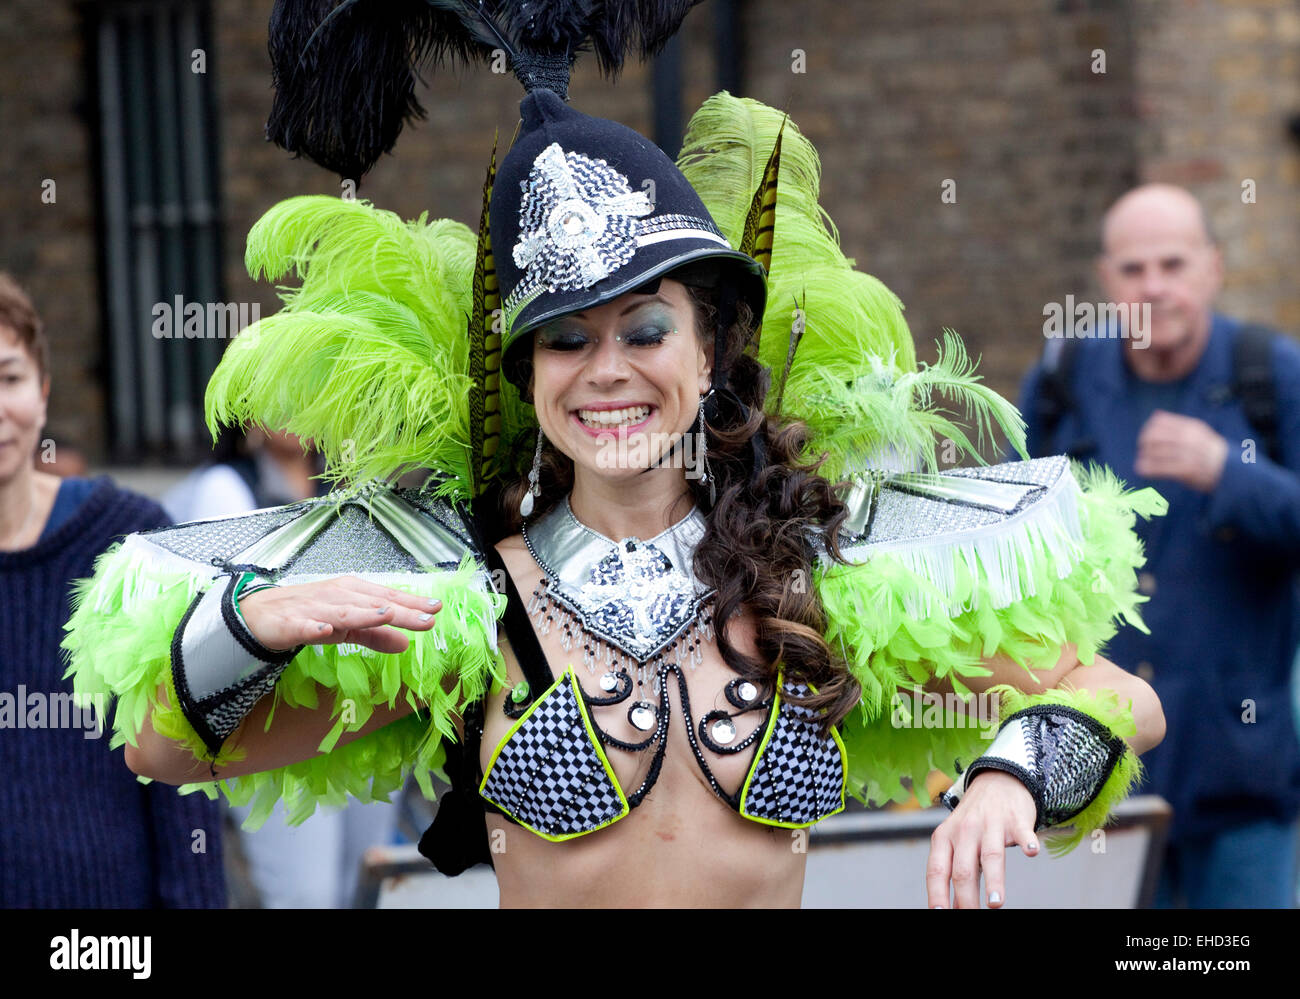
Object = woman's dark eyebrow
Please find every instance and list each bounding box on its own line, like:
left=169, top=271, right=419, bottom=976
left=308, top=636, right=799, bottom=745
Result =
left=569, top=293, right=672, bottom=321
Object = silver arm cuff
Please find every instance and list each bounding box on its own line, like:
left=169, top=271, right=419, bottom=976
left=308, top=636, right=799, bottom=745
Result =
left=171, top=573, right=301, bottom=758
left=940, top=706, right=1126, bottom=830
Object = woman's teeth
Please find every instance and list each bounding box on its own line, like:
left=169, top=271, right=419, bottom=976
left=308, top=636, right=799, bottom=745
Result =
left=577, top=405, right=650, bottom=428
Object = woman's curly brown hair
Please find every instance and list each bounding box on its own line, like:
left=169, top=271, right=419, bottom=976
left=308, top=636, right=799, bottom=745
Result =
left=502, top=277, right=860, bottom=731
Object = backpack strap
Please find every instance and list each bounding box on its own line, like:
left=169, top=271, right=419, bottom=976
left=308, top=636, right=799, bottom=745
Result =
left=1033, top=337, right=1097, bottom=459
left=1231, top=323, right=1282, bottom=463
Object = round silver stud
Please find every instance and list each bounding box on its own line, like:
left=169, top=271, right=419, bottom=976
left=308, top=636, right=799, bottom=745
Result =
left=737, top=681, right=758, bottom=703
left=599, top=671, right=619, bottom=692
left=711, top=718, right=737, bottom=744
left=629, top=702, right=657, bottom=731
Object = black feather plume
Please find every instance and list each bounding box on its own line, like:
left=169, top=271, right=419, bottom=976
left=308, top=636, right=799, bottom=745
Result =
left=266, top=0, right=490, bottom=180
left=589, top=1, right=704, bottom=74
left=266, top=0, right=706, bottom=178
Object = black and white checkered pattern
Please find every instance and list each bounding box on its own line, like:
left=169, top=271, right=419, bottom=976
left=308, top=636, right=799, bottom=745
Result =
left=1028, top=708, right=1125, bottom=826
left=741, top=682, right=845, bottom=825
left=197, top=665, right=282, bottom=747
left=940, top=706, right=1125, bottom=829
left=481, top=674, right=627, bottom=838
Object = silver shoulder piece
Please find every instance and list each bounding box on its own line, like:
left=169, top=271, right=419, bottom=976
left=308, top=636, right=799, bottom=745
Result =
left=128, top=480, right=484, bottom=584
left=826, top=456, right=1084, bottom=617
left=144, top=481, right=489, bottom=759
left=173, top=572, right=301, bottom=758
left=939, top=706, right=1127, bottom=830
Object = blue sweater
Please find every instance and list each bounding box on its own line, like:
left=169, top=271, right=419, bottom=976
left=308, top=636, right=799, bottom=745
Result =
left=1020, top=314, right=1300, bottom=843
left=0, top=475, right=227, bottom=907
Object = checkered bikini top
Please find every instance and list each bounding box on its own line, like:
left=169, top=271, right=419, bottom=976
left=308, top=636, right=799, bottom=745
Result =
left=476, top=547, right=848, bottom=842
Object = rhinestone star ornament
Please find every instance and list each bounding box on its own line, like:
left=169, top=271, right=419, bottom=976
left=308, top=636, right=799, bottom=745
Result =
left=511, top=143, right=654, bottom=300
left=576, top=536, right=700, bottom=732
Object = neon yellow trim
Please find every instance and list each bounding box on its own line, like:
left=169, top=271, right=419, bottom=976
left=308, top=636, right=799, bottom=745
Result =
left=478, top=666, right=630, bottom=843
left=738, top=671, right=848, bottom=828
left=737, top=677, right=783, bottom=813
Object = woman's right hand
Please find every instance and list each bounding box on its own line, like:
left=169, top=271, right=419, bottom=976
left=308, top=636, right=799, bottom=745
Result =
left=237, top=576, right=441, bottom=654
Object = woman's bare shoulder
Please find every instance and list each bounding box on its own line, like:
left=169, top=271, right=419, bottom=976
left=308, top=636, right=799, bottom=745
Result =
left=494, top=532, right=527, bottom=565
left=494, top=532, right=527, bottom=555
left=493, top=533, right=539, bottom=586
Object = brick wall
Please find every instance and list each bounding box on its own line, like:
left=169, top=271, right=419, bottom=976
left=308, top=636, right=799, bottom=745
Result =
left=0, top=2, right=102, bottom=459
left=1133, top=0, right=1300, bottom=333
left=736, top=0, right=1145, bottom=394
left=3, top=0, right=1298, bottom=463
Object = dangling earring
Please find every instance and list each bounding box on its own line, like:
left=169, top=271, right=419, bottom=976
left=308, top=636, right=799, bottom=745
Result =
left=520, top=428, right=543, bottom=519
left=697, top=397, right=716, bottom=507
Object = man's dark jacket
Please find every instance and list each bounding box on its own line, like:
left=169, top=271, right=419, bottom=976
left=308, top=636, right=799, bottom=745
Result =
left=1019, top=313, right=1300, bottom=843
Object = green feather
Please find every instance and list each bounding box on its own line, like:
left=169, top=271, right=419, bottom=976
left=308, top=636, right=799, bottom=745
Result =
left=677, top=93, right=1037, bottom=481
left=678, top=91, right=842, bottom=274
left=210, top=196, right=477, bottom=491
left=61, top=540, right=506, bottom=827
left=792, top=330, right=1027, bottom=479
left=819, top=463, right=1167, bottom=855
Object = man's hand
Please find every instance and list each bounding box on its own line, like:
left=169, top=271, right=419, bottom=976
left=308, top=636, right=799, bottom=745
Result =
left=927, top=770, right=1039, bottom=909
left=1135, top=409, right=1228, bottom=492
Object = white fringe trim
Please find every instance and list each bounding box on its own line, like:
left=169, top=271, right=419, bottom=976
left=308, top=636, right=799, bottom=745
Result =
left=96, top=535, right=220, bottom=614
left=840, top=467, right=1085, bottom=618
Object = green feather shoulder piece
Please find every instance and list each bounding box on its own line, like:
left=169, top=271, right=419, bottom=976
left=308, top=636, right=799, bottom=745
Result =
left=818, top=458, right=1166, bottom=850
left=677, top=93, right=1026, bottom=475
left=61, top=487, right=506, bottom=827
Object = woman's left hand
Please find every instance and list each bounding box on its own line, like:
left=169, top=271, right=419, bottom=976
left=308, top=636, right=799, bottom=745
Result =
left=926, top=770, right=1039, bottom=908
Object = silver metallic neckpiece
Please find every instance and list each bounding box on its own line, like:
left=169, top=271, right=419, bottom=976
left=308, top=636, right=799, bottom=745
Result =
left=522, top=498, right=716, bottom=671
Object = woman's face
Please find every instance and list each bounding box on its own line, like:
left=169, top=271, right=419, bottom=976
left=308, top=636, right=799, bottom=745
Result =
left=0, top=326, right=48, bottom=484
left=530, top=278, right=711, bottom=483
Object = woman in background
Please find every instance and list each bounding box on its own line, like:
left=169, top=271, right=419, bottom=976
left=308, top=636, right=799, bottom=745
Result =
left=0, top=271, right=225, bottom=908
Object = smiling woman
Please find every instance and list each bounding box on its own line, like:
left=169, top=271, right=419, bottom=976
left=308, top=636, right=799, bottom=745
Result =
left=0, top=273, right=226, bottom=907
left=61, top=5, right=1166, bottom=910
left=0, top=277, right=54, bottom=552
left=532, top=283, right=707, bottom=478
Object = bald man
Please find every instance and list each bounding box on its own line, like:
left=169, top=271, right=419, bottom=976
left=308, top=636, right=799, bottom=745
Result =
left=1019, top=184, right=1300, bottom=909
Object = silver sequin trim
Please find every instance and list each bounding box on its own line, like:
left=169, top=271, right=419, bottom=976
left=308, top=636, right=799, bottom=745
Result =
left=144, top=506, right=303, bottom=563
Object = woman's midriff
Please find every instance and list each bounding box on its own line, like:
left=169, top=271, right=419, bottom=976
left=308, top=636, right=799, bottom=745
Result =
left=485, top=751, right=809, bottom=907
left=480, top=535, right=809, bottom=906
